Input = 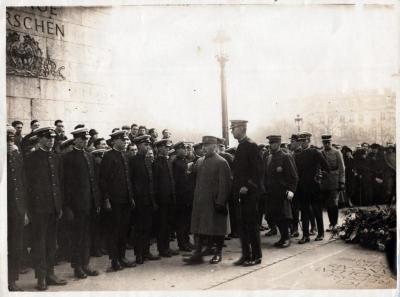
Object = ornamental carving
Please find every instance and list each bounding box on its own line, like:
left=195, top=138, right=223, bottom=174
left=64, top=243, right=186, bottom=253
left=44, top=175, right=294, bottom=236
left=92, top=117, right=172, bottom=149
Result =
left=6, top=31, right=65, bottom=80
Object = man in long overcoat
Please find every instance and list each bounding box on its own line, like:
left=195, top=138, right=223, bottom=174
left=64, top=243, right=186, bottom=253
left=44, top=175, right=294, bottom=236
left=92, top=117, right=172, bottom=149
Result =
left=7, top=125, right=28, bottom=291
left=184, top=136, right=232, bottom=265
left=264, top=135, right=298, bottom=248
left=63, top=128, right=101, bottom=278
left=100, top=130, right=136, bottom=271
left=24, top=127, right=67, bottom=290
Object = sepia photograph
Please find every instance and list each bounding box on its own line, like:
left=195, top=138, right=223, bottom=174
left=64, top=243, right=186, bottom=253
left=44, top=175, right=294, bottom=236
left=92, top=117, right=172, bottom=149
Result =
left=1, top=0, right=398, bottom=295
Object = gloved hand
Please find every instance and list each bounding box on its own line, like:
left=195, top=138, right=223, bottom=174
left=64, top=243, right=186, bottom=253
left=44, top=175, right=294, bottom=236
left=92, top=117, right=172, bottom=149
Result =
left=214, top=203, right=228, bottom=215
left=286, top=191, right=294, bottom=201
left=104, top=199, right=112, bottom=212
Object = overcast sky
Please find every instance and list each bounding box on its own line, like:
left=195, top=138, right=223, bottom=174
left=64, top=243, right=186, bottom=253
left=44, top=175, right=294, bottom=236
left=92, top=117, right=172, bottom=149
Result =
left=103, top=4, right=397, bottom=143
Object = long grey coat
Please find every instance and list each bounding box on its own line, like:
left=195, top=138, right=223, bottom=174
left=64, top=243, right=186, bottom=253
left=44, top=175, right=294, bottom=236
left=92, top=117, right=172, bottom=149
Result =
left=190, top=153, right=232, bottom=236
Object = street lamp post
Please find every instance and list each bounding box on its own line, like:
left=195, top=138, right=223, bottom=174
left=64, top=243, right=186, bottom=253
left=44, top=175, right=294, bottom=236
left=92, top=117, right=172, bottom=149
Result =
left=294, top=114, right=303, bottom=133
left=214, top=30, right=230, bottom=146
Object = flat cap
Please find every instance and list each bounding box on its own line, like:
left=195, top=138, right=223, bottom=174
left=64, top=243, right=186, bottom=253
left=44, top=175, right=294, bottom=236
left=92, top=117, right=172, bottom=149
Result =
left=202, top=136, right=219, bottom=145
left=121, top=125, right=130, bottom=130
left=110, top=130, right=129, bottom=140
left=174, top=141, right=188, bottom=150
left=133, top=134, right=151, bottom=144
left=71, top=128, right=90, bottom=139
left=266, top=135, right=282, bottom=143
left=34, top=127, right=56, bottom=138
left=321, top=134, right=332, bottom=141
left=155, top=139, right=173, bottom=148
left=217, top=137, right=226, bottom=146
left=230, top=120, right=248, bottom=129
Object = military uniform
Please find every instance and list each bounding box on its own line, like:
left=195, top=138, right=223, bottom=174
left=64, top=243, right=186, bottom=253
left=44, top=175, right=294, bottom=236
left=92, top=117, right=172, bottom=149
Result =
left=264, top=135, right=298, bottom=247
left=172, top=142, right=193, bottom=251
left=230, top=120, right=263, bottom=265
left=320, top=135, right=345, bottom=229
left=100, top=132, right=135, bottom=268
left=7, top=134, right=27, bottom=290
left=153, top=140, right=176, bottom=256
left=130, top=135, right=158, bottom=263
left=63, top=128, right=100, bottom=277
left=24, top=127, right=66, bottom=290
left=295, top=133, right=329, bottom=242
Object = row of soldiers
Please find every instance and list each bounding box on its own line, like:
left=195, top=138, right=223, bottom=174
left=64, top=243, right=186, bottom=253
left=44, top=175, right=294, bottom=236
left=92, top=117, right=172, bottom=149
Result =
left=7, top=119, right=396, bottom=291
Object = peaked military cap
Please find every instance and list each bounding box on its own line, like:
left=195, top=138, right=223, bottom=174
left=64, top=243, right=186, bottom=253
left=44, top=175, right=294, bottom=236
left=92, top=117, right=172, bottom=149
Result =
left=290, top=134, right=299, bottom=141
left=266, top=135, right=282, bottom=143
left=110, top=130, right=129, bottom=140
left=133, top=134, right=151, bottom=144
left=230, top=120, right=248, bottom=129
left=202, top=136, right=219, bottom=145
left=89, top=129, right=98, bottom=137
left=321, top=134, right=332, bottom=142
left=155, top=139, right=173, bottom=147
left=71, top=127, right=90, bottom=139
left=35, top=127, right=56, bottom=138
left=298, top=132, right=312, bottom=141
left=174, top=141, right=188, bottom=150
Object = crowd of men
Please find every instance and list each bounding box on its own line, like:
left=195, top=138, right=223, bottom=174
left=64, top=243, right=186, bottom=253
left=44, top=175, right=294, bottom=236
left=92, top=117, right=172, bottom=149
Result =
left=7, top=119, right=396, bottom=291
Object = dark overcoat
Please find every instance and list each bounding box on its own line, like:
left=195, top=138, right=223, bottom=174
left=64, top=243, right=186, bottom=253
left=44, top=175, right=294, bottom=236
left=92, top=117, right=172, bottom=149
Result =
left=153, top=156, right=175, bottom=205
left=7, top=149, right=26, bottom=217
left=190, top=154, right=232, bottom=236
left=63, top=148, right=100, bottom=212
left=24, top=148, right=63, bottom=214
left=264, top=150, right=298, bottom=220
left=130, top=154, right=156, bottom=208
left=99, top=149, right=134, bottom=206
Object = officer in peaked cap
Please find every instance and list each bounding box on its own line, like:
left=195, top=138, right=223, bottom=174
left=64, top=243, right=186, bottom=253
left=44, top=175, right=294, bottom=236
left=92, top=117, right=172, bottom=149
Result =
left=264, top=135, right=298, bottom=248
left=7, top=124, right=27, bottom=291
left=320, top=134, right=345, bottom=233
left=24, top=127, right=67, bottom=290
left=60, top=139, right=74, bottom=154
left=100, top=128, right=136, bottom=271
left=63, top=127, right=101, bottom=279
left=172, top=140, right=194, bottom=252
left=153, top=139, right=178, bottom=257
left=130, top=134, right=160, bottom=264
left=230, top=120, right=263, bottom=266
left=295, top=131, right=329, bottom=244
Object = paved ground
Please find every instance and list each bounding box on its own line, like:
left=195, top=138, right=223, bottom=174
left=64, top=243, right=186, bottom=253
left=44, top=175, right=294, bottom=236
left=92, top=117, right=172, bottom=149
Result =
left=16, top=211, right=397, bottom=291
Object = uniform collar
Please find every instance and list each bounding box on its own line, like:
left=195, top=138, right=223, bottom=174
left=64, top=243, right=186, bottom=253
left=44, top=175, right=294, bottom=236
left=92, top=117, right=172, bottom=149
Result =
left=238, top=136, right=249, bottom=144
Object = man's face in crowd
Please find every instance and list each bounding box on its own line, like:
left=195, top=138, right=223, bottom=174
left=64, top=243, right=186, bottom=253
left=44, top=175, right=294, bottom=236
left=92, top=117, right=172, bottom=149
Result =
left=138, top=128, right=146, bottom=136
left=270, top=142, right=280, bottom=152
left=300, top=139, right=309, bottom=149
left=31, top=122, right=40, bottom=131
left=14, top=124, right=23, bottom=135
left=138, top=142, right=150, bottom=155
left=231, top=126, right=245, bottom=140
left=74, top=137, right=88, bottom=150
left=55, top=123, right=65, bottom=134
left=158, top=145, right=169, bottom=156
left=146, top=149, right=155, bottom=162
left=95, top=139, right=108, bottom=150
left=194, top=146, right=204, bottom=157
left=131, top=126, right=139, bottom=136
left=176, top=147, right=187, bottom=157
left=289, top=140, right=299, bottom=151
left=162, top=130, right=171, bottom=139
left=323, top=141, right=331, bottom=150
left=39, top=135, right=55, bottom=150
left=114, top=138, right=128, bottom=151
left=151, top=130, right=158, bottom=139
